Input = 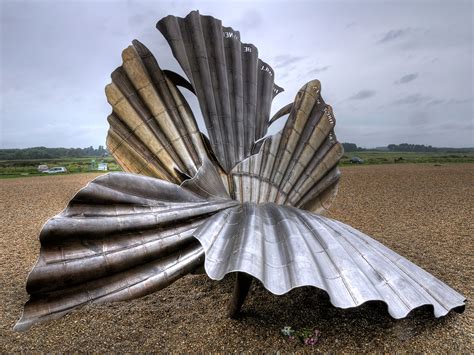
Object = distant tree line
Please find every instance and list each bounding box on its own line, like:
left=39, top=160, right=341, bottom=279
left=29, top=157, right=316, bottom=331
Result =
left=0, top=146, right=107, bottom=160
left=1, top=143, right=472, bottom=161
left=342, top=142, right=473, bottom=153
left=342, top=143, right=365, bottom=152
left=387, top=143, right=439, bottom=152
left=387, top=143, right=473, bottom=152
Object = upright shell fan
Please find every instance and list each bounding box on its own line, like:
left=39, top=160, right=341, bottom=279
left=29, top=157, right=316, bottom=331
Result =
left=158, top=11, right=284, bottom=173
left=15, top=11, right=465, bottom=332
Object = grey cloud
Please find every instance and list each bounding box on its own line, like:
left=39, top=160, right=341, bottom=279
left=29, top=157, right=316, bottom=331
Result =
left=461, top=121, right=474, bottom=130
left=427, top=99, right=444, bottom=106
left=396, top=96, right=473, bottom=107
left=274, top=54, right=307, bottom=68
left=446, top=97, right=474, bottom=104
left=129, top=13, right=149, bottom=26
left=1, top=0, right=472, bottom=149
left=395, top=73, right=418, bottom=84
left=409, top=111, right=431, bottom=127
left=393, top=94, right=431, bottom=105
left=377, top=28, right=413, bottom=44
left=349, top=90, right=376, bottom=100
left=438, top=119, right=473, bottom=130
left=237, top=9, right=263, bottom=29
left=308, top=66, right=330, bottom=75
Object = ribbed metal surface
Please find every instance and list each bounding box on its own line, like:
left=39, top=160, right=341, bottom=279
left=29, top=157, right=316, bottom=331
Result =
left=105, top=39, right=212, bottom=184
left=15, top=172, right=237, bottom=331
left=194, top=203, right=466, bottom=318
left=158, top=11, right=284, bottom=172
left=16, top=10, right=466, bottom=331
left=231, top=80, right=343, bottom=213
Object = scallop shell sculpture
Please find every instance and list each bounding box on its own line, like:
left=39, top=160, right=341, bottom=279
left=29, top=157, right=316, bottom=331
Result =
left=15, top=10, right=465, bottom=331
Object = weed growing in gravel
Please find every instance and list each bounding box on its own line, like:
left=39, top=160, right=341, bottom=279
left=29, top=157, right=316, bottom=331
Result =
left=281, top=326, right=321, bottom=346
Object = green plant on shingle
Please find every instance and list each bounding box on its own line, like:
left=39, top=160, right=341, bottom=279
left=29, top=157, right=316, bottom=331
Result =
left=281, top=326, right=321, bottom=346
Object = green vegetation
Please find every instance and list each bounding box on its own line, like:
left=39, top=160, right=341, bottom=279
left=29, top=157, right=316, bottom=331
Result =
left=0, top=146, right=107, bottom=160
left=0, top=156, right=122, bottom=179
left=340, top=142, right=474, bottom=165
left=340, top=151, right=474, bottom=166
left=386, top=143, right=474, bottom=152
left=342, top=142, right=474, bottom=153
left=1, top=146, right=473, bottom=179
left=341, top=143, right=364, bottom=152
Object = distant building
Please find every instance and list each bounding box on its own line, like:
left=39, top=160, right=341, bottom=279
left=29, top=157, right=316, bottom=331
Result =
left=37, top=164, right=49, bottom=172
left=97, top=163, right=108, bottom=171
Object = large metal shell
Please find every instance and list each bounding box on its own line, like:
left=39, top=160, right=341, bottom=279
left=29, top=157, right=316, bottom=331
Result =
left=105, top=40, right=213, bottom=184
left=16, top=10, right=466, bottom=332
left=158, top=11, right=284, bottom=172
left=193, top=203, right=466, bottom=319
left=14, top=170, right=238, bottom=331
left=231, top=80, right=343, bottom=213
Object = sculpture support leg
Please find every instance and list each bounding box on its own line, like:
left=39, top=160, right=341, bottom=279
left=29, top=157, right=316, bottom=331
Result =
left=227, top=272, right=253, bottom=318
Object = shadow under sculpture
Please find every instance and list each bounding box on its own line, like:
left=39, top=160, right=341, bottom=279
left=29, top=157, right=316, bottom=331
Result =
left=15, top=11, right=465, bottom=331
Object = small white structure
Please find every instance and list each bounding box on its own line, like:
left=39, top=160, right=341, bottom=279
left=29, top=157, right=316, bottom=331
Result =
left=97, top=163, right=108, bottom=171
left=37, top=164, right=49, bottom=172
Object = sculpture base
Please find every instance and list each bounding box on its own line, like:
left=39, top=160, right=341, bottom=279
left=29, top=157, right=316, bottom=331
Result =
left=228, top=272, right=253, bottom=318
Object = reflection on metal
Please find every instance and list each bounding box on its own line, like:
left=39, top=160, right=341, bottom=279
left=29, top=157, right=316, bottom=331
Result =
left=16, top=10, right=465, bottom=331
left=230, top=81, right=343, bottom=213
left=105, top=39, right=212, bottom=183
left=158, top=11, right=284, bottom=172
left=15, top=171, right=236, bottom=331
left=194, top=203, right=465, bottom=318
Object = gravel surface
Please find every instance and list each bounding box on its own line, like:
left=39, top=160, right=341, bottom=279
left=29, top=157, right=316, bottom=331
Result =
left=1, top=165, right=472, bottom=352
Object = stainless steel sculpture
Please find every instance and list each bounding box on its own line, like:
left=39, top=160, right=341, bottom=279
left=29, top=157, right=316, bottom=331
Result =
left=15, top=11, right=465, bottom=331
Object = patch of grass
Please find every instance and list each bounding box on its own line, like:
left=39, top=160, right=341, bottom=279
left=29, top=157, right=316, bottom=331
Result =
left=340, top=151, right=474, bottom=166
left=2, top=151, right=473, bottom=178
left=0, top=156, right=122, bottom=179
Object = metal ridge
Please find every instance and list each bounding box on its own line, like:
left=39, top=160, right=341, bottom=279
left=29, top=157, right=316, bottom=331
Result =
left=15, top=171, right=237, bottom=331
left=158, top=10, right=284, bottom=172
left=230, top=80, right=343, bottom=213
left=194, top=202, right=466, bottom=319
left=15, top=10, right=466, bottom=332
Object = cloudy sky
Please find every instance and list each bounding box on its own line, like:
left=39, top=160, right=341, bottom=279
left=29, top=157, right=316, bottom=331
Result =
left=1, top=0, right=473, bottom=148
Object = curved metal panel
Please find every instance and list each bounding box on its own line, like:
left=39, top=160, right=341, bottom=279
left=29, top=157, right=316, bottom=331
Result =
left=15, top=171, right=238, bottom=331
left=193, top=203, right=466, bottom=319
left=158, top=10, right=284, bottom=172
left=231, top=80, right=343, bottom=213
left=181, top=157, right=232, bottom=200
left=16, top=10, right=466, bottom=332
left=105, top=40, right=213, bottom=183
